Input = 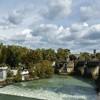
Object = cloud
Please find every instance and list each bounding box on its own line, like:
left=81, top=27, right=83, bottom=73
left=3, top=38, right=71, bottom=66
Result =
left=42, top=0, right=72, bottom=19
left=8, top=5, right=35, bottom=25
left=80, top=6, right=93, bottom=21
left=7, top=29, right=43, bottom=48
left=0, top=17, right=16, bottom=30
left=8, top=10, right=23, bottom=25
left=70, top=23, right=88, bottom=32
left=28, top=23, right=100, bottom=50
left=1, top=22, right=100, bottom=51
left=30, top=24, right=70, bottom=45
left=0, top=5, right=40, bottom=30
left=0, top=0, right=100, bottom=52
left=84, top=24, right=100, bottom=40
left=80, top=0, right=100, bottom=21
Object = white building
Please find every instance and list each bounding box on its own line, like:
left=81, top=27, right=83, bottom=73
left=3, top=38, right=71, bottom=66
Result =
left=0, top=67, right=8, bottom=80
left=12, top=70, right=18, bottom=76
left=21, top=70, right=29, bottom=81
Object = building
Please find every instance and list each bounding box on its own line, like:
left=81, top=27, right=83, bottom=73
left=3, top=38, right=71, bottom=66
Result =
left=21, top=70, right=29, bottom=81
left=21, top=66, right=29, bottom=81
left=11, top=70, right=18, bottom=76
left=0, top=67, right=8, bottom=80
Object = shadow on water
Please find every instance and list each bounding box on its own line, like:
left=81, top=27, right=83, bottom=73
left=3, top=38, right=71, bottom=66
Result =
left=71, top=75, right=96, bottom=89
left=48, top=85, right=96, bottom=95
left=73, top=74, right=98, bottom=92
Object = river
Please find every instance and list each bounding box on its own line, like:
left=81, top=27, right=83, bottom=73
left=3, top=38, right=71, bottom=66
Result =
left=0, top=75, right=97, bottom=100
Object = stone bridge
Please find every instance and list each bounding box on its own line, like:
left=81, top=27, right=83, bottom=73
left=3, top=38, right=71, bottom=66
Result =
left=54, top=60, right=100, bottom=78
left=75, top=61, right=100, bottom=79
left=54, top=60, right=74, bottom=74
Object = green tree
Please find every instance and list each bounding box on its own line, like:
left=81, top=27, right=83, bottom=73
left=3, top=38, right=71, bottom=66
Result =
left=30, top=60, right=54, bottom=78
left=33, top=49, right=43, bottom=63
left=25, top=49, right=43, bottom=66
left=14, top=68, right=22, bottom=82
left=69, top=54, right=77, bottom=61
left=34, top=63, right=41, bottom=77
left=28, top=62, right=36, bottom=78
left=79, top=52, right=92, bottom=61
left=42, top=49, right=56, bottom=61
left=41, top=60, right=54, bottom=78
left=0, top=45, right=7, bottom=64
left=6, top=47, right=20, bottom=68
left=96, top=53, right=100, bottom=60
left=57, top=48, right=70, bottom=61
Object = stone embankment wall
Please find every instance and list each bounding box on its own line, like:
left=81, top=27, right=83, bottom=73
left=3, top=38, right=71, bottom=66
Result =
left=67, top=61, right=74, bottom=74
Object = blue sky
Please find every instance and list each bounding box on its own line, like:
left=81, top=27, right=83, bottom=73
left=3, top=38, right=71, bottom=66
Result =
left=0, top=0, right=100, bottom=53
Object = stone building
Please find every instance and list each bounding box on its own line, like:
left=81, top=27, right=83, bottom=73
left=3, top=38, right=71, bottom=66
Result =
left=0, top=67, right=8, bottom=80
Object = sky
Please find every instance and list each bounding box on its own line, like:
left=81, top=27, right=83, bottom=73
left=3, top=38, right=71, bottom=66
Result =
left=0, top=0, right=100, bottom=53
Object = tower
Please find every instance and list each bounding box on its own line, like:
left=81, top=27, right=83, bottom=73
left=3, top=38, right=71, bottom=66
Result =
left=93, top=49, right=97, bottom=60
left=94, top=49, right=96, bottom=55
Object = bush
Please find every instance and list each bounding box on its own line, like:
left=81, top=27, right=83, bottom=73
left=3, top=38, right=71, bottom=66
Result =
left=14, top=68, right=22, bottom=82
left=7, top=69, right=13, bottom=78
left=28, top=69, right=36, bottom=78
left=32, top=60, right=54, bottom=78
left=41, top=60, right=54, bottom=78
left=27, top=62, right=36, bottom=78
left=34, top=63, right=41, bottom=77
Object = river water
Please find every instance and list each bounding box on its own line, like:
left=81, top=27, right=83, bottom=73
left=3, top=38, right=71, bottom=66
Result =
left=0, top=75, right=97, bottom=100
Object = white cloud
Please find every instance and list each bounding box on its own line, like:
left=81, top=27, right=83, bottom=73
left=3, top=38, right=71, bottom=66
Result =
left=11, top=29, right=41, bottom=43
left=0, top=22, right=100, bottom=51
left=70, top=23, right=88, bottom=32
left=42, top=0, right=72, bottom=19
left=31, top=24, right=70, bottom=44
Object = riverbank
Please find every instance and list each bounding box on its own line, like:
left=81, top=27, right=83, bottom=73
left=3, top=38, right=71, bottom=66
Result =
left=0, top=77, right=39, bottom=88
left=0, top=93, right=44, bottom=100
